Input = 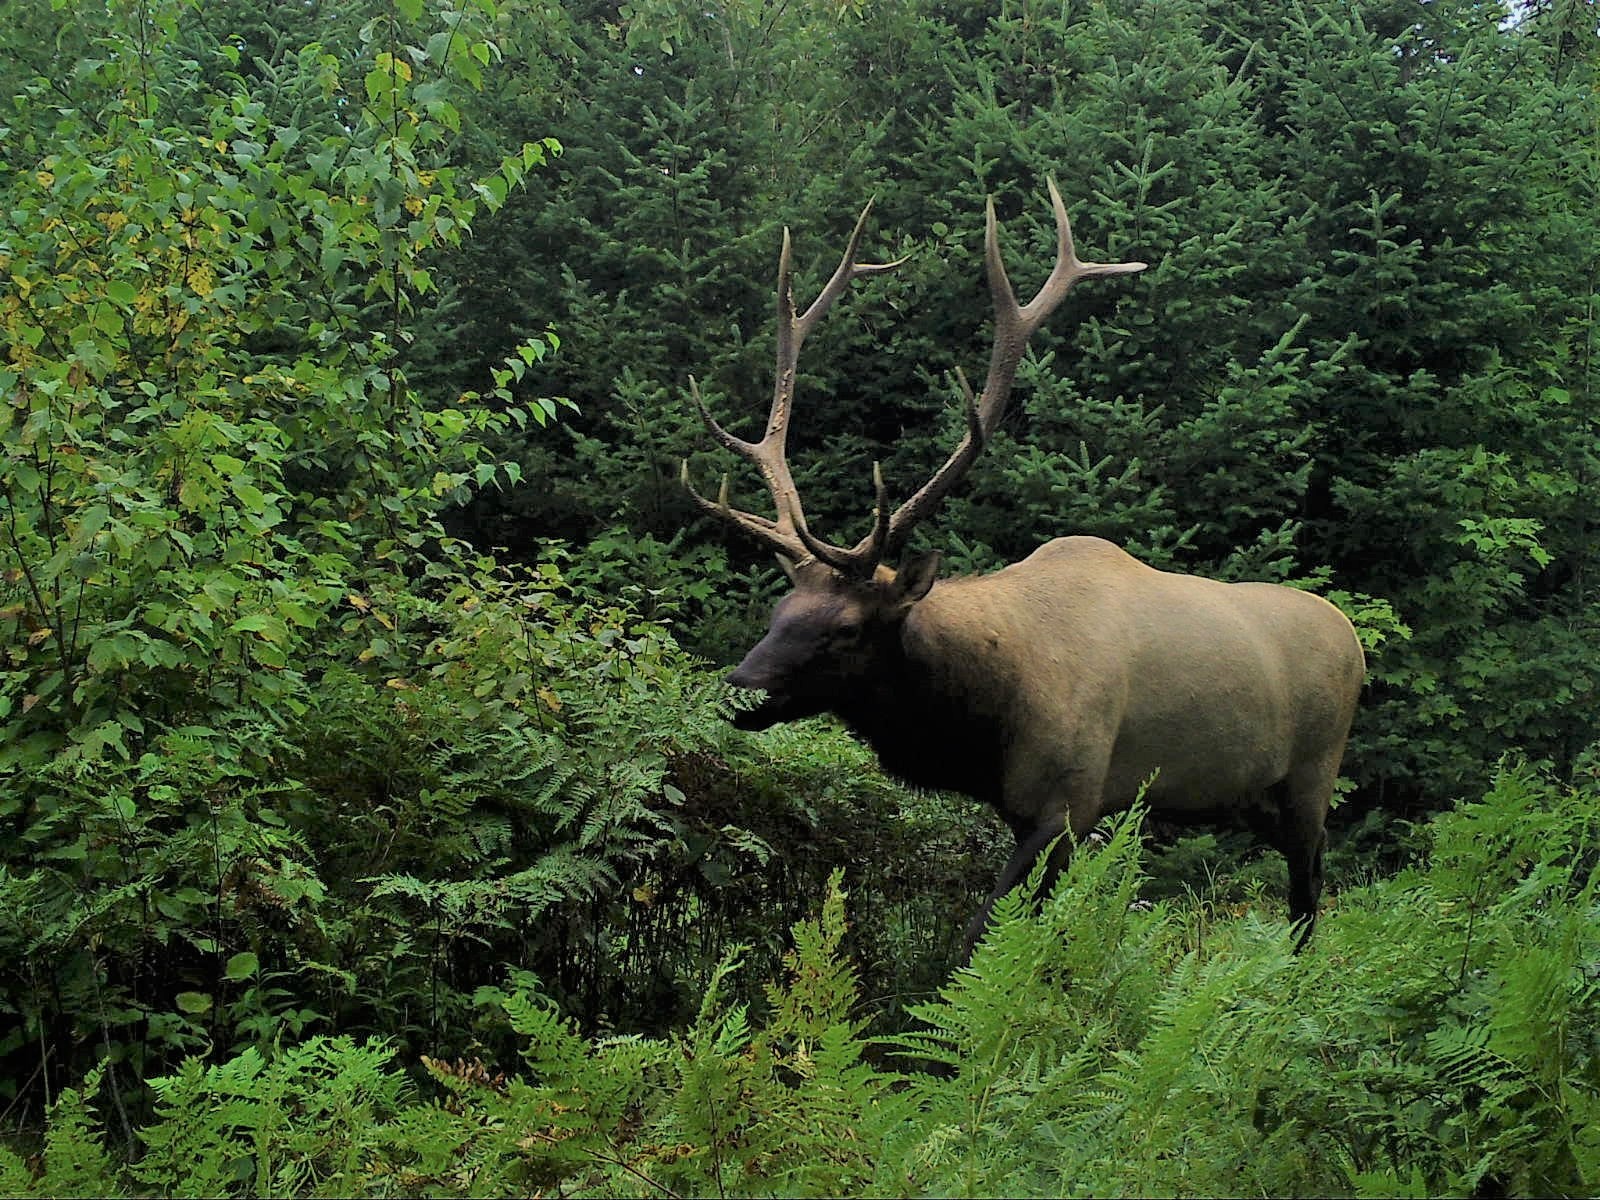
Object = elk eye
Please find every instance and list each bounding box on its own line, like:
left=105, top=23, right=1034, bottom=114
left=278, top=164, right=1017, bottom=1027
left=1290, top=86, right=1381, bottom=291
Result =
left=836, top=619, right=863, bottom=638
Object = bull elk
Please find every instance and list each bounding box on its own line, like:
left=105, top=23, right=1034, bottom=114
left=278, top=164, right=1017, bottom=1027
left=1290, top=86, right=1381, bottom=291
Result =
left=682, top=181, right=1364, bottom=957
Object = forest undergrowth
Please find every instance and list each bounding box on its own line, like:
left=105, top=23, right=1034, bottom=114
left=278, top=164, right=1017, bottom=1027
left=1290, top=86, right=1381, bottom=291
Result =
left=3, top=764, right=1598, bottom=1199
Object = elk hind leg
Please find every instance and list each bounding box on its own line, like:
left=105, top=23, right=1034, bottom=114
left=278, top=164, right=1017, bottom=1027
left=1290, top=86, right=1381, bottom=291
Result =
left=1276, top=752, right=1341, bottom=953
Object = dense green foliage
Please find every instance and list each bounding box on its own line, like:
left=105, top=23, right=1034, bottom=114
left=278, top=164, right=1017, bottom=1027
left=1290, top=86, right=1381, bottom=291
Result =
left=5, top=768, right=1599, bottom=1198
left=442, top=0, right=1600, bottom=809
left=2, top=0, right=1598, bottom=1195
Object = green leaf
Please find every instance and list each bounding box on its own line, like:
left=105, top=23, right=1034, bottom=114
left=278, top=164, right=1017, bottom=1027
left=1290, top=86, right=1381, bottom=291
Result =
left=230, top=613, right=290, bottom=645
left=87, top=637, right=132, bottom=673
left=175, top=992, right=213, bottom=1015
left=224, top=952, right=259, bottom=981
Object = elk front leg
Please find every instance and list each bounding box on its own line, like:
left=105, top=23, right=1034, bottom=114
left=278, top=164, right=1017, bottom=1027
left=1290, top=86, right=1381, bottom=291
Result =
left=958, top=757, right=1107, bottom=963
left=958, top=817, right=1066, bottom=963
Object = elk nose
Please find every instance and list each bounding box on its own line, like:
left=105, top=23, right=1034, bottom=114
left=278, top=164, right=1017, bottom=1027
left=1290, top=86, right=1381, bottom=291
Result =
left=726, top=664, right=759, bottom=691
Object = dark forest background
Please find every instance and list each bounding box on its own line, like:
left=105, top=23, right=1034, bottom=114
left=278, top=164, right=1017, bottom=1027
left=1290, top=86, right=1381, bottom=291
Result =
left=2, top=0, right=1599, bottom=1194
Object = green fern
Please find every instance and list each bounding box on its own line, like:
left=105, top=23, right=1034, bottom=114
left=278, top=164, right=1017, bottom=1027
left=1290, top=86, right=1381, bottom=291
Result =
left=130, top=1037, right=406, bottom=1198
left=0, top=1069, right=125, bottom=1199
left=10, top=766, right=1600, bottom=1198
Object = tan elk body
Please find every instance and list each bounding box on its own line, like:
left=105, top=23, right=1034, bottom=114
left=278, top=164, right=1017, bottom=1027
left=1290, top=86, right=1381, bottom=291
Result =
left=684, top=182, right=1364, bottom=955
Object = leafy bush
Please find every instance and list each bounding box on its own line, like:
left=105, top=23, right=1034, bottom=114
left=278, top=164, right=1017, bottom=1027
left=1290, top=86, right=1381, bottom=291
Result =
left=0, top=534, right=1001, bottom=1114
left=0, top=0, right=565, bottom=760
left=7, top=765, right=1598, bottom=1198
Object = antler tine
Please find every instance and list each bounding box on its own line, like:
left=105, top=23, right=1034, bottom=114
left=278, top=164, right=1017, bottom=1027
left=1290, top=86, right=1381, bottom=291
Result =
left=881, top=178, right=1146, bottom=558
left=794, top=201, right=908, bottom=339
left=795, top=460, right=891, bottom=575
left=683, top=373, right=802, bottom=558
left=1026, top=176, right=1148, bottom=328
left=978, top=178, right=1149, bottom=429
left=683, top=375, right=802, bottom=556
left=685, top=202, right=905, bottom=567
left=772, top=201, right=907, bottom=444
left=680, top=458, right=789, bottom=540
left=688, top=376, right=750, bottom=457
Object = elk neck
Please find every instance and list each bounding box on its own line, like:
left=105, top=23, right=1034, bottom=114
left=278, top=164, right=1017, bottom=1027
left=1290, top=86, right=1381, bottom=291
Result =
left=829, top=580, right=1012, bottom=805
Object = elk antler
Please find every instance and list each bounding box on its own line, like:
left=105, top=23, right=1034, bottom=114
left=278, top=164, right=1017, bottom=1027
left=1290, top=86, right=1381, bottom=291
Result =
left=680, top=200, right=905, bottom=564
left=684, top=180, right=1146, bottom=576
left=878, top=178, right=1147, bottom=561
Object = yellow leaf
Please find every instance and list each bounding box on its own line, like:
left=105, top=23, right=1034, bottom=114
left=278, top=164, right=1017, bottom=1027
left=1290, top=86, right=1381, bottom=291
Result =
left=187, top=265, right=215, bottom=297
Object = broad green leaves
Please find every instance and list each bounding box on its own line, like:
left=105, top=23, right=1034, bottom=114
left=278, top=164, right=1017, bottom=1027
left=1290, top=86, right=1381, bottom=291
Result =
left=0, top=0, right=562, bottom=765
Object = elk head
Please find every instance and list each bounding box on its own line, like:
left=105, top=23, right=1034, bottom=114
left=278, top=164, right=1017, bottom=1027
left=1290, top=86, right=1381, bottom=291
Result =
left=682, top=180, right=1146, bottom=726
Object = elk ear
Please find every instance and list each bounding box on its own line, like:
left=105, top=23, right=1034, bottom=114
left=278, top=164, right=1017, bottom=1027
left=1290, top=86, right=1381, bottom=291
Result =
left=776, top=552, right=801, bottom=585
left=894, top=551, right=942, bottom=605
